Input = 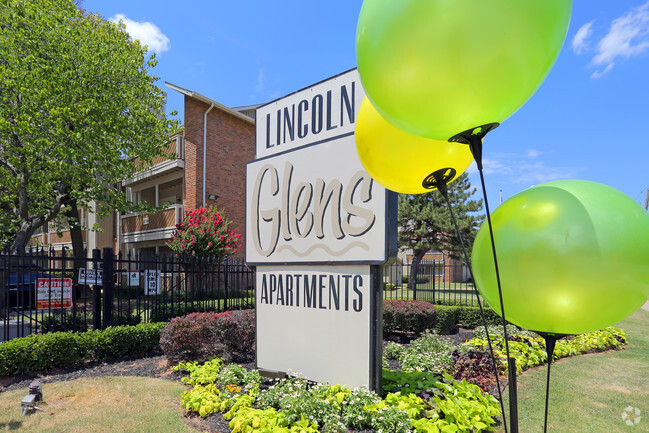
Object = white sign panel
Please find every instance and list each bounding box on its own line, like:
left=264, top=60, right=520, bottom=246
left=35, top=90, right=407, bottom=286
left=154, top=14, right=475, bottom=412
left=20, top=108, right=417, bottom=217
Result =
left=128, top=270, right=140, bottom=287
left=144, top=270, right=160, bottom=295
left=256, top=265, right=373, bottom=389
left=255, top=69, right=364, bottom=159
left=78, top=268, right=103, bottom=285
left=247, top=136, right=390, bottom=265
left=247, top=69, right=395, bottom=265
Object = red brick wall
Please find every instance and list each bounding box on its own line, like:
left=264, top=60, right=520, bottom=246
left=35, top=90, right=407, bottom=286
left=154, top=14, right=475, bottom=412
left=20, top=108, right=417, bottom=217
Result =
left=183, top=96, right=254, bottom=259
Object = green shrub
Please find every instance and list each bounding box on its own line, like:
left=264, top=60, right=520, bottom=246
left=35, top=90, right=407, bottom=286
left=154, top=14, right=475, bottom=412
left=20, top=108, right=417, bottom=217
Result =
left=383, top=283, right=396, bottom=291
left=0, top=332, right=88, bottom=375
left=86, top=323, right=163, bottom=361
left=383, top=299, right=437, bottom=334
left=434, top=305, right=459, bottom=334
left=456, top=306, right=502, bottom=329
left=0, top=322, right=164, bottom=376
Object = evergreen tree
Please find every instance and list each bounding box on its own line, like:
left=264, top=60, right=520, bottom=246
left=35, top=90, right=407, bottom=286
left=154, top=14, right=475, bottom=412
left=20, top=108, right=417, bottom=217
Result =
left=398, top=173, right=484, bottom=290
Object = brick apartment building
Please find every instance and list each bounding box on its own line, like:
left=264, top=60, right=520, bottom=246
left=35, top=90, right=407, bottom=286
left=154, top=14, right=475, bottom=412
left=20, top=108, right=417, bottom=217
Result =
left=31, top=84, right=257, bottom=259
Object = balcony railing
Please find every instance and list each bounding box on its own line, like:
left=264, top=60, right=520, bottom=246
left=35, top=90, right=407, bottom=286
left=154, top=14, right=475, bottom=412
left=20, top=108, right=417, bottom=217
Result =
left=123, top=134, right=184, bottom=186
left=121, top=205, right=183, bottom=243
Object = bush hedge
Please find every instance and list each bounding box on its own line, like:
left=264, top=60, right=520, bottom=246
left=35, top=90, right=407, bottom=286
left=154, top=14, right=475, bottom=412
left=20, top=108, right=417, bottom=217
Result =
left=434, top=305, right=503, bottom=333
left=383, top=300, right=437, bottom=334
left=382, top=301, right=502, bottom=335
left=159, top=310, right=255, bottom=362
left=0, top=322, right=165, bottom=376
left=149, top=300, right=253, bottom=322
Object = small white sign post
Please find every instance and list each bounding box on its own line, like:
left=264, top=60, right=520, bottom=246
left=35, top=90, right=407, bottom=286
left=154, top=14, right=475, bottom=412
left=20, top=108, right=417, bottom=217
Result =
left=247, top=69, right=397, bottom=390
left=128, top=271, right=140, bottom=287
left=144, top=270, right=161, bottom=295
left=78, top=268, right=103, bottom=285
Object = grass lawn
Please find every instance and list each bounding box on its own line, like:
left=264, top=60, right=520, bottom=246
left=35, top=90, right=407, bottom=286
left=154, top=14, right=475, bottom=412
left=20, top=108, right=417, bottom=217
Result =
left=499, top=308, right=649, bottom=433
left=0, top=377, right=195, bottom=433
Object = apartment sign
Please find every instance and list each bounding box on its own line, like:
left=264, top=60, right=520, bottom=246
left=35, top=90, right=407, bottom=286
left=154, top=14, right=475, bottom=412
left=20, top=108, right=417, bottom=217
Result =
left=248, top=69, right=396, bottom=390
left=247, top=69, right=395, bottom=265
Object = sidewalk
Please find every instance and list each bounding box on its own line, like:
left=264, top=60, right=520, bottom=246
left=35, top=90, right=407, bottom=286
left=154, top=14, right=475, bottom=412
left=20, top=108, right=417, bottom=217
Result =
left=643, top=301, right=649, bottom=312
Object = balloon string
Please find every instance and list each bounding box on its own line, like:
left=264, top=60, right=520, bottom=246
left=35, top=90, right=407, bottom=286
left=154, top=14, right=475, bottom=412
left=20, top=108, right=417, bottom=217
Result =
left=437, top=183, right=508, bottom=433
left=542, top=335, right=558, bottom=433
left=467, top=136, right=517, bottom=432
left=475, top=164, right=514, bottom=360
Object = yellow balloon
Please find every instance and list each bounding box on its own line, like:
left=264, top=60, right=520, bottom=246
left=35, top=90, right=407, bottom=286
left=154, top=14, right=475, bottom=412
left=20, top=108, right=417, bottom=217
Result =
left=355, top=98, right=474, bottom=194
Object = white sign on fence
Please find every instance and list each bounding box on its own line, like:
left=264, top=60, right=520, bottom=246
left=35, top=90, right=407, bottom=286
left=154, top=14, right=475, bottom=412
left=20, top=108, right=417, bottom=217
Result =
left=78, top=268, right=102, bottom=285
left=128, top=270, right=140, bottom=287
left=144, top=270, right=161, bottom=295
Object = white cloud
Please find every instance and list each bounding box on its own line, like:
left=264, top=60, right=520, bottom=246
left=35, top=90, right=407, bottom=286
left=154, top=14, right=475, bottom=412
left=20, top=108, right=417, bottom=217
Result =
left=590, top=2, right=649, bottom=77
left=479, top=150, right=578, bottom=186
left=109, top=14, right=170, bottom=54
left=256, top=69, right=265, bottom=92
left=572, top=21, right=595, bottom=54
left=525, top=149, right=542, bottom=159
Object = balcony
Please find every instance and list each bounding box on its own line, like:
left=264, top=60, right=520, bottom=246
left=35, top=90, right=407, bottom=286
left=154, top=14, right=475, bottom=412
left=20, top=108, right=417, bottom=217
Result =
left=123, top=134, right=184, bottom=187
left=121, top=205, right=183, bottom=244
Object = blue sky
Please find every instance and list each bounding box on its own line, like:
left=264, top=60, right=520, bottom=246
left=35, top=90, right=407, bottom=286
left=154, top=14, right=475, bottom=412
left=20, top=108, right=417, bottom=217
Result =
left=83, top=0, right=649, bottom=209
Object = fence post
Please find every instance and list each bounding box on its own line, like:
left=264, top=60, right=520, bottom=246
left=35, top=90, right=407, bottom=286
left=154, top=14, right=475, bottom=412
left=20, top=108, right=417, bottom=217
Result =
left=224, top=258, right=229, bottom=312
left=92, top=249, right=102, bottom=330
left=102, top=247, right=114, bottom=329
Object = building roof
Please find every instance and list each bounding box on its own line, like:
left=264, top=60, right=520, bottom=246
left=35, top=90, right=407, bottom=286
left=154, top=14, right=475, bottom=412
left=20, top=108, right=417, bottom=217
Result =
left=165, top=82, right=255, bottom=124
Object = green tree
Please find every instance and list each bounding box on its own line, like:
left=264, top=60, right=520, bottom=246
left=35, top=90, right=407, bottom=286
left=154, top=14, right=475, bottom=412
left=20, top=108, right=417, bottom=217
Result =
left=398, top=173, right=483, bottom=290
left=0, top=0, right=179, bottom=252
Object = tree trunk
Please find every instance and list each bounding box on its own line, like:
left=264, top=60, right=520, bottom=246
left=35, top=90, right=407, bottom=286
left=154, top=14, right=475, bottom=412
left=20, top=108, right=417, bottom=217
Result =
left=64, top=199, right=85, bottom=260
left=10, top=225, right=36, bottom=253
left=63, top=198, right=86, bottom=303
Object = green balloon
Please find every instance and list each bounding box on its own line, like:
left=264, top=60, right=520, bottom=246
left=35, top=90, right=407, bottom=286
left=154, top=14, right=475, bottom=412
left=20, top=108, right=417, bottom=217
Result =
left=471, top=180, right=649, bottom=335
left=356, top=0, right=572, bottom=141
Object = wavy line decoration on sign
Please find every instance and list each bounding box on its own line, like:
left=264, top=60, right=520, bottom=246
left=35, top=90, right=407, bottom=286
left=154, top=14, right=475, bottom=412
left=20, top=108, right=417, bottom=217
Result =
left=276, top=241, right=370, bottom=258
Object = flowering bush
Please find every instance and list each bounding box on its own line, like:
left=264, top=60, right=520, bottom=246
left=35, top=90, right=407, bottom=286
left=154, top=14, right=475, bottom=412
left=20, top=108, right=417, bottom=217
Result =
left=167, top=206, right=242, bottom=258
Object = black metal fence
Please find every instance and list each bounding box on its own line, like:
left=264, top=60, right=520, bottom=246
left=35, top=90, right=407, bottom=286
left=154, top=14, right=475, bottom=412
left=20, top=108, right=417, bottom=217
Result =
left=1, top=247, right=255, bottom=342
left=382, top=260, right=483, bottom=307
